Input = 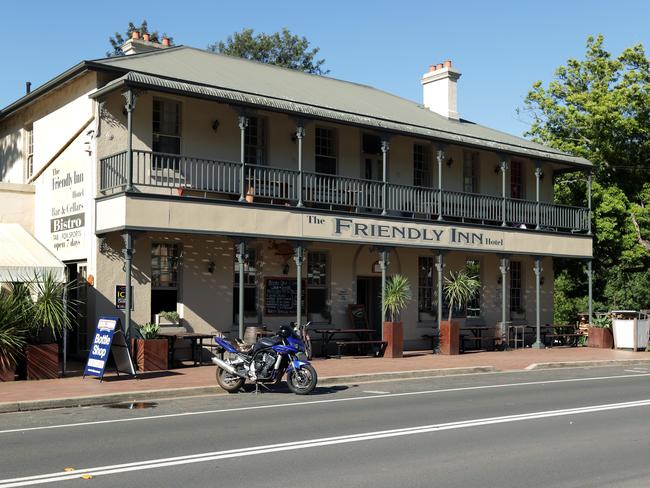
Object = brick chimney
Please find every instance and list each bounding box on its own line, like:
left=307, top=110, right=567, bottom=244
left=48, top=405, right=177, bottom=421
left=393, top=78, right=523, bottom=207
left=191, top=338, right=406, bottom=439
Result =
left=421, top=59, right=461, bottom=120
left=121, top=32, right=171, bottom=55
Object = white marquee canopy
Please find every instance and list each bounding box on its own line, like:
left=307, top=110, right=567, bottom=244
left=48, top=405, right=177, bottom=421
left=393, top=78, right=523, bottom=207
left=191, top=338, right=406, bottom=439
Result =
left=0, top=224, right=65, bottom=282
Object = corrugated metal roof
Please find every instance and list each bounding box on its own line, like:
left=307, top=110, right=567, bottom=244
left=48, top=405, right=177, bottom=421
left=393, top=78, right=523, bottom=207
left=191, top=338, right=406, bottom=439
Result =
left=0, top=224, right=65, bottom=282
left=39, top=45, right=575, bottom=168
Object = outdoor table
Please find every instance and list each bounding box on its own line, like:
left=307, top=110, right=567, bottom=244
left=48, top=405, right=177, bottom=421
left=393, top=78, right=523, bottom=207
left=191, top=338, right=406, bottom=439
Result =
left=313, top=328, right=376, bottom=358
left=460, top=326, right=496, bottom=352
left=524, top=325, right=554, bottom=346
left=158, top=331, right=214, bottom=366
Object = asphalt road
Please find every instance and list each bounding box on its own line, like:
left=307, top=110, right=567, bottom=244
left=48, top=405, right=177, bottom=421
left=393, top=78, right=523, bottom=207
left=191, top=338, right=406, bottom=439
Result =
left=2, top=365, right=650, bottom=488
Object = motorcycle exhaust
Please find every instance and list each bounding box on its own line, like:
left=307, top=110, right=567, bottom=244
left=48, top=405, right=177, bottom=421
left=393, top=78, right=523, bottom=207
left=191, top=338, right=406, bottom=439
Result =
left=211, top=356, right=247, bottom=379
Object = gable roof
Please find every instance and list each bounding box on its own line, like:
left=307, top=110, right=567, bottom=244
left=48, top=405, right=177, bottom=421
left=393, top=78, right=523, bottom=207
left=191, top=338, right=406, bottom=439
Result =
left=3, top=45, right=592, bottom=168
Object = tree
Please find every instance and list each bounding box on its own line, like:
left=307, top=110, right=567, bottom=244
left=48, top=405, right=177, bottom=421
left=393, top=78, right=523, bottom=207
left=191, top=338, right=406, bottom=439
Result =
left=107, top=20, right=174, bottom=57
left=208, top=28, right=329, bottom=75
left=522, top=35, right=650, bottom=321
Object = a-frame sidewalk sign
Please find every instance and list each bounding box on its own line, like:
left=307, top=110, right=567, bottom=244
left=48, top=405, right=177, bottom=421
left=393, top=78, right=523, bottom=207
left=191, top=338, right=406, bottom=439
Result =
left=83, top=316, right=136, bottom=382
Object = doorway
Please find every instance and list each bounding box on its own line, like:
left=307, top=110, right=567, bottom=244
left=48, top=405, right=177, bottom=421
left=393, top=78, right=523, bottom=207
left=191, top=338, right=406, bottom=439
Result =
left=356, top=276, right=383, bottom=335
left=65, top=262, right=89, bottom=357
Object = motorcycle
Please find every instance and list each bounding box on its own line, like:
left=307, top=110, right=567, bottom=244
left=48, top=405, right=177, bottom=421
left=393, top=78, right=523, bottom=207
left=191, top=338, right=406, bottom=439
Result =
left=211, top=323, right=317, bottom=395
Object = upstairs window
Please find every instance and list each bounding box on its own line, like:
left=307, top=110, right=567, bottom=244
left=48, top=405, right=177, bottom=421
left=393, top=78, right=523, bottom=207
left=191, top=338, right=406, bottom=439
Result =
left=510, top=160, right=524, bottom=199
left=315, top=127, right=337, bottom=175
left=25, top=125, right=34, bottom=180
left=463, top=151, right=480, bottom=193
left=245, top=117, right=267, bottom=165
left=413, top=144, right=431, bottom=187
left=153, top=99, right=181, bottom=155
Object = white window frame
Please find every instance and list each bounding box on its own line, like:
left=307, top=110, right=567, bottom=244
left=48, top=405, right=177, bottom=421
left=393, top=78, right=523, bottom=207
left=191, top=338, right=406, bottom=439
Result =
left=314, top=126, right=338, bottom=175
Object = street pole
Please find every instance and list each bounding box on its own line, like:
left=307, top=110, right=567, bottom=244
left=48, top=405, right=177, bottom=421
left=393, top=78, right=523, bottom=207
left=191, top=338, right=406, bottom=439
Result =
left=532, top=257, right=544, bottom=349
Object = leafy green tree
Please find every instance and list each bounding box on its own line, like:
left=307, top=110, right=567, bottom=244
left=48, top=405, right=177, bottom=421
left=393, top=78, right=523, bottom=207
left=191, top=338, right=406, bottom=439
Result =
left=209, top=28, right=329, bottom=75
left=522, top=35, right=650, bottom=322
left=107, top=20, right=173, bottom=57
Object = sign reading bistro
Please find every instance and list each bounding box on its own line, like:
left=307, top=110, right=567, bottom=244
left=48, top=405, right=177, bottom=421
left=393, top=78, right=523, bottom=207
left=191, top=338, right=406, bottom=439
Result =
left=303, top=215, right=506, bottom=251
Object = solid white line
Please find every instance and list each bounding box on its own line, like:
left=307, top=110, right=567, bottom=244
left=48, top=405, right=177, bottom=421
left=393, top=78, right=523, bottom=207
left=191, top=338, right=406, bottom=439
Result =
left=362, top=390, right=390, bottom=394
left=2, top=372, right=649, bottom=435
left=2, top=398, right=650, bottom=487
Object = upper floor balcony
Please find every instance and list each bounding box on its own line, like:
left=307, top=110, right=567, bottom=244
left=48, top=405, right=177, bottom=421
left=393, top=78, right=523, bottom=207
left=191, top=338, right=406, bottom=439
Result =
left=100, top=149, right=590, bottom=235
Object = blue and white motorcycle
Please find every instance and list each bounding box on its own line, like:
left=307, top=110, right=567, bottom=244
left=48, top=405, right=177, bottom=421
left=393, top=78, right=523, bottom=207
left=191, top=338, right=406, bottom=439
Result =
left=211, top=323, right=317, bottom=395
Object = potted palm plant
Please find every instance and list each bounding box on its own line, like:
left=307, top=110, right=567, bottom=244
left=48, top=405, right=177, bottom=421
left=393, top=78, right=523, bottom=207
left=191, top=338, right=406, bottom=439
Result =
left=24, top=272, right=80, bottom=380
left=587, top=315, right=613, bottom=349
left=134, top=322, right=168, bottom=371
left=0, top=288, right=28, bottom=381
left=440, top=270, right=480, bottom=355
left=382, top=274, right=412, bottom=358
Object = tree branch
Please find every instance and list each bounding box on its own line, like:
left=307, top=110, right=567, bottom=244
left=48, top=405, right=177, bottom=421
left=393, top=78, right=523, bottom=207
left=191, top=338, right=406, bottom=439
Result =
left=631, top=212, right=650, bottom=251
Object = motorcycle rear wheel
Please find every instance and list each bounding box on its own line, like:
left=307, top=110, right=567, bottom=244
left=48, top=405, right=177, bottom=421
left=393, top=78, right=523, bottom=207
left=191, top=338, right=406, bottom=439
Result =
left=216, top=367, right=245, bottom=393
left=286, top=364, right=317, bottom=395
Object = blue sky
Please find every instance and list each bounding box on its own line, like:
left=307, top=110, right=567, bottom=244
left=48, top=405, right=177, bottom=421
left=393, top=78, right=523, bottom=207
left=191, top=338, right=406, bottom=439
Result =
left=2, top=0, right=648, bottom=137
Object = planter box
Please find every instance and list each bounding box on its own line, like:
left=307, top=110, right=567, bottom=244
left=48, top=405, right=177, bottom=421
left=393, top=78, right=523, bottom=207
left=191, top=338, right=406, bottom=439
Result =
left=0, top=364, right=16, bottom=381
left=383, top=322, right=403, bottom=358
left=26, top=343, right=59, bottom=380
left=440, top=320, right=460, bottom=355
left=135, top=338, right=168, bottom=371
left=587, top=327, right=613, bottom=349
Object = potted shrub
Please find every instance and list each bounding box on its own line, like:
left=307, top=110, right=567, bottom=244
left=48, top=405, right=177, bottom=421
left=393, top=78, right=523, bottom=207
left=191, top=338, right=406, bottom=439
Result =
left=440, top=270, right=480, bottom=355
left=156, top=310, right=180, bottom=326
left=587, top=315, right=614, bottom=349
left=0, top=288, right=28, bottom=381
left=25, top=273, right=79, bottom=380
left=134, top=322, right=168, bottom=371
left=382, top=274, right=412, bottom=358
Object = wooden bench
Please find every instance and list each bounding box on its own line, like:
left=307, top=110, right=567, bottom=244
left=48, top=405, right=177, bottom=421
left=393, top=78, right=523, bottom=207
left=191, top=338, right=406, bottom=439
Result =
left=335, top=340, right=388, bottom=358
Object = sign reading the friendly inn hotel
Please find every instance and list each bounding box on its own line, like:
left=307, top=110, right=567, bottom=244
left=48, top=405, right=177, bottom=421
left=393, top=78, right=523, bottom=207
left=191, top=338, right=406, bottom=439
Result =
left=303, top=215, right=505, bottom=251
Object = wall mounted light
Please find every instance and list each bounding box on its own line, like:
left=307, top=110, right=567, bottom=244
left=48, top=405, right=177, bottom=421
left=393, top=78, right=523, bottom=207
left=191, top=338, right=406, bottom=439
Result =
left=540, top=276, right=545, bottom=286
left=494, top=164, right=501, bottom=174
left=497, top=276, right=502, bottom=285
left=446, top=157, right=454, bottom=167
left=211, top=119, right=220, bottom=132
left=282, top=263, right=290, bottom=275
left=207, top=261, right=215, bottom=274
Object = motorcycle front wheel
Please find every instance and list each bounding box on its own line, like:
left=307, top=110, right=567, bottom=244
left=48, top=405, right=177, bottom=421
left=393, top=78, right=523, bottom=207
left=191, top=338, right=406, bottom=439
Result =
left=286, top=364, right=317, bottom=395
left=216, top=367, right=245, bottom=393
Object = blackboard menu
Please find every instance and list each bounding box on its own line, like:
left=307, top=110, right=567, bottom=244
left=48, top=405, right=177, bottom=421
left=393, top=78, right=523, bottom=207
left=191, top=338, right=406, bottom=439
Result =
left=264, top=278, right=306, bottom=315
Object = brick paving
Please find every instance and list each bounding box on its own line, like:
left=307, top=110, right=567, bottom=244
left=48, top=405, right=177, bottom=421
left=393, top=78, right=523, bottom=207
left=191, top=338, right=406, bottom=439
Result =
left=1, top=348, right=649, bottom=404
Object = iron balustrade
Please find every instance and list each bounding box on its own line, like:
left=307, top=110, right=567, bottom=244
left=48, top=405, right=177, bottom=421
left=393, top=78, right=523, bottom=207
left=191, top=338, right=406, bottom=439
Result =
left=303, top=172, right=383, bottom=210
left=99, top=150, right=590, bottom=233
left=441, top=190, right=502, bottom=222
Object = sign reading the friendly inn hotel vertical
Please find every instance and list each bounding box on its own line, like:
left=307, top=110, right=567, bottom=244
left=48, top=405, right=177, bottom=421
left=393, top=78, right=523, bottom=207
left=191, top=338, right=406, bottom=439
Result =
left=303, top=215, right=505, bottom=251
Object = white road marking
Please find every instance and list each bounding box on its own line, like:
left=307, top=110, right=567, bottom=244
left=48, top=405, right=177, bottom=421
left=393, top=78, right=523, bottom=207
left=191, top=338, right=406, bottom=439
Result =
left=2, top=398, right=650, bottom=487
left=624, top=369, right=648, bottom=373
left=362, top=390, right=390, bottom=394
left=2, top=372, right=650, bottom=435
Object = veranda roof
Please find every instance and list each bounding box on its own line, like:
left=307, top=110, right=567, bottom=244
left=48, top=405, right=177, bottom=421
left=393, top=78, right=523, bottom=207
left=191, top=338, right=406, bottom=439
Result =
left=0, top=224, right=65, bottom=282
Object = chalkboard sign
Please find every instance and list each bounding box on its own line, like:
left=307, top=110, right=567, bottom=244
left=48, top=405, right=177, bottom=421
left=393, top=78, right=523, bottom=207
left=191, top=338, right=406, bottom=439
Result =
left=265, top=277, right=306, bottom=315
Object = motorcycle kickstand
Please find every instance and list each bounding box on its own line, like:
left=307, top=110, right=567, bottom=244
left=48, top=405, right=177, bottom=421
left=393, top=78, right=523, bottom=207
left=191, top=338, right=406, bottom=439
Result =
left=253, top=382, right=272, bottom=395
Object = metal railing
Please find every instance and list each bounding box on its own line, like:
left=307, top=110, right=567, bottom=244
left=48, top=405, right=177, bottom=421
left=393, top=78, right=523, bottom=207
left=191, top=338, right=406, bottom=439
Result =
left=99, top=150, right=590, bottom=233
left=303, top=172, right=383, bottom=210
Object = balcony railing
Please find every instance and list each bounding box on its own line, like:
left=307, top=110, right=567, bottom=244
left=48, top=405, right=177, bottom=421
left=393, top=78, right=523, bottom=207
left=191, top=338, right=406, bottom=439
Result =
left=100, top=150, right=590, bottom=234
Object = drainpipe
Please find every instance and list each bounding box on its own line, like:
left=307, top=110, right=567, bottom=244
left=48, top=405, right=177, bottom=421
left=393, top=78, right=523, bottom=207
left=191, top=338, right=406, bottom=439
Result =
left=535, top=163, right=542, bottom=230
left=500, top=157, right=509, bottom=227
left=123, top=231, right=133, bottom=350
left=379, top=249, right=389, bottom=340
left=381, top=140, right=389, bottom=216
left=587, top=172, right=592, bottom=235
left=238, top=116, right=248, bottom=202
left=436, top=147, right=444, bottom=220
left=499, top=256, right=509, bottom=345
left=296, top=125, right=305, bottom=207
left=123, top=90, right=136, bottom=192
left=236, top=240, right=247, bottom=339
left=435, top=252, right=445, bottom=326
left=586, top=260, right=593, bottom=326
left=532, top=257, right=544, bottom=349
left=294, top=245, right=304, bottom=328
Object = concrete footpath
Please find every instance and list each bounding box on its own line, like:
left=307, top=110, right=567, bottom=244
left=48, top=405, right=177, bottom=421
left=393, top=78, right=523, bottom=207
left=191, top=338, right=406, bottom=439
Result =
left=2, top=348, right=650, bottom=414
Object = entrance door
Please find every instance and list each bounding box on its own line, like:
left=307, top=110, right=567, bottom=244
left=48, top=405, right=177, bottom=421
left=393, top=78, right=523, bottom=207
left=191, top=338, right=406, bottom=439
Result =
left=65, top=262, right=89, bottom=357
left=362, top=134, right=384, bottom=182
left=356, top=276, right=383, bottom=335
